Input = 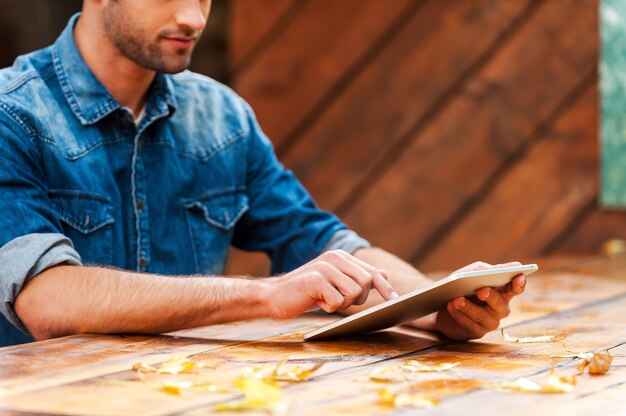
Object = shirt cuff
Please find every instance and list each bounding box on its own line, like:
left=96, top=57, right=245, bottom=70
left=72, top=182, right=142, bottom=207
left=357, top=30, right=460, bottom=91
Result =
left=322, top=229, right=371, bottom=254
left=0, top=233, right=82, bottom=334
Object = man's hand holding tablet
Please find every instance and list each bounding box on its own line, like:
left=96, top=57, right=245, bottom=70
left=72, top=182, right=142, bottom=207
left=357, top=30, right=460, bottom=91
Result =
left=408, top=261, right=531, bottom=341
left=304, top=261, right=536, bottom=341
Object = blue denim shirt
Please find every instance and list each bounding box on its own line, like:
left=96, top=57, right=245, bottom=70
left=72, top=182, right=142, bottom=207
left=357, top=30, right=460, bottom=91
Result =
left=0, top=14, right=369, bottom=345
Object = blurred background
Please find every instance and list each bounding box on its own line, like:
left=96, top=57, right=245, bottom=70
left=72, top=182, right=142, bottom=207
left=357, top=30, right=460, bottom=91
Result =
left=1, top=0, right=621, bottom=275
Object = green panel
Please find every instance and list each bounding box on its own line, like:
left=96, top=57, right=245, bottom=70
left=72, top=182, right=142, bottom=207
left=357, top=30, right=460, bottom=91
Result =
left=601, top=0, right=626, bottom=208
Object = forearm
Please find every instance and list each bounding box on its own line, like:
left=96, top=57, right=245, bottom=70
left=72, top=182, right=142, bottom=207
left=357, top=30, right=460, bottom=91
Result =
left=348, top=247, right=432, bottom=313
left=14, top=265, right=270, bottom=340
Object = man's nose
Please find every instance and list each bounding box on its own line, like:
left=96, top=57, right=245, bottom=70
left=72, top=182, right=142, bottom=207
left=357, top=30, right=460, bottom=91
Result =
left=175, top=0, right=209, bottom=33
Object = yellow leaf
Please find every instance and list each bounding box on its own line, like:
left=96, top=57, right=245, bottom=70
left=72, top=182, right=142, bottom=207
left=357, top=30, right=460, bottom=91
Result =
left=238, top=377, right=281, bottom=402
left=494, top=370, right=575, bottom=394
left=161, top=380, right=193, bottom=395
left=132, top=362, right=159, bottom=373
left=368, top=367, right=405, bottom=383
left=274, top=362, right=325, bottom=382
left=272, top=359, right=288, bottom=379
left=160, top=380, right=219, bottom=395
left=241, top=359, right=287, bottom=380
left=215, top=377, right=286, bottom=414
left=401, top=360, right=460, bottom=373
left=156, top=356, right=196, bottom=374
left=241, top=366, right=273, bottom=379
left=378, top=388, right=396, bottom=405
left=544, top=371, right=576, bottom=392
left=133, top=355, right=199, bottom=376
left=242, top=360, right=325, bottom=383
left=378, top=389, right=438, bottom=408
left=502, top=329, right=566, bottom=343
left=497, top=377, right=543, bottom=393
left=577, top=352, right=612, bottom=375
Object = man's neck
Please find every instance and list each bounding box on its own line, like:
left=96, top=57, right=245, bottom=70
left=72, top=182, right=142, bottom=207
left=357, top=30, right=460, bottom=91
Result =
left=74, top=15, right=154, bottom=115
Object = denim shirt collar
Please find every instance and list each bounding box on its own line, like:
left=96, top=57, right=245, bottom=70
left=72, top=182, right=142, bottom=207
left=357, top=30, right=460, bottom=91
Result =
left=51, top=13, right=177, bottom=126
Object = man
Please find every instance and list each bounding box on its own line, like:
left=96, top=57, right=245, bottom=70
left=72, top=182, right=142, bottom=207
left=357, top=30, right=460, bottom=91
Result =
left=0, top=0, right=525, bottom=347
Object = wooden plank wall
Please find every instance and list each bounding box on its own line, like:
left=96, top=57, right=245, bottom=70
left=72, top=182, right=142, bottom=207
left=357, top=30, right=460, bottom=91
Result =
left=226, top=0, right=623, bottom=276
left=0, top=0, right=619, bottom=276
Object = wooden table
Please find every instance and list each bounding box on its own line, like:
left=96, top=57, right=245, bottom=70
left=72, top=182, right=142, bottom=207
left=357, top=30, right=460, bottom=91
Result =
left=2, top=255, right=626, bottom=415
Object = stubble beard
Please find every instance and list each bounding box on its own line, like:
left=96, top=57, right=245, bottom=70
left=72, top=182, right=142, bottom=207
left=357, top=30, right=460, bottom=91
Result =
left=103, top=8, right=194, bottom=74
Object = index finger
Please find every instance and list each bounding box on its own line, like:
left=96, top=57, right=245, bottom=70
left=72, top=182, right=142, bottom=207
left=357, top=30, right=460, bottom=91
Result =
left=340, top=253, right=398, bottom=301
left=371, top=273, right=398, bottom=301
left=327, top=250, right=398, bottom=301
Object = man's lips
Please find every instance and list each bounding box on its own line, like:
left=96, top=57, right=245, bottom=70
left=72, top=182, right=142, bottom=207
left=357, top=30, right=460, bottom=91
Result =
left=162, top=36, right=197, bottom=49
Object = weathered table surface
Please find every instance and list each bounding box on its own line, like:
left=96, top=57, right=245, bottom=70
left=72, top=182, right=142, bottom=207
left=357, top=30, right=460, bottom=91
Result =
left=2, top=255, right=626, bottom=415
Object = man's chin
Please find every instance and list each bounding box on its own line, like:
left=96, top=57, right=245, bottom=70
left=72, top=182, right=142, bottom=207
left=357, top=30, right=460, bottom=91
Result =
left=152, top=58, right=192, bottom=74
left=167, top=52, right=195, bottom=73
left=126, top=51, right=192, bottom=74
left=159, top=65, right=190, bottom=74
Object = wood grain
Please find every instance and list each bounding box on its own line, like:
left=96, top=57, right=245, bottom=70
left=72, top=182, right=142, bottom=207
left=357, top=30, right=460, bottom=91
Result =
left=553, top=203, right=626, bottom=255
left=0, top=317, right=328, bottom=399
left=2, top=256, right=626, bottom=415
left=221, top=267, right=626, bottom=414
left=227, top=0, right=616, bottom=275
left=342, top=0, right=598, bottom=267
left=229, top=0, right=298, bottom=71
left=420, top=80, right=598, bottom=270
left=281, top=0, right=535, bottom=211
left=233, top=0, right=414, bottom=149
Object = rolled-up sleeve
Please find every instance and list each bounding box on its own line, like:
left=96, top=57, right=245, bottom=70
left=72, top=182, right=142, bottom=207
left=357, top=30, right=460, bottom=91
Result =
left=0, top=234, right=81, bottom=333
left=323, top=229, right=371, bottom=254
left=0, top=105, right=79, bottom=333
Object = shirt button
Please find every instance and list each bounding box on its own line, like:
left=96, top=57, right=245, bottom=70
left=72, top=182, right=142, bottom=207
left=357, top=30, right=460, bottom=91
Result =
left=139, top=257, right=148, bottom=267
left=136, top=199, right=144, bottom=210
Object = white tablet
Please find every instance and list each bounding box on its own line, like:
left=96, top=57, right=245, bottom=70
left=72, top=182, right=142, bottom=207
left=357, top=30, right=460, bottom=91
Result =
left=303, top=264, right=538, bottom=341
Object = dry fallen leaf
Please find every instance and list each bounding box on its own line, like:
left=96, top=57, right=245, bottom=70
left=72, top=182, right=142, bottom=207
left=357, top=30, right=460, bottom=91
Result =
left=501, top=329, right=566, bottom=343
left=378, top=388, right=438, bottom=408
left=213, top=360, right=323, bottom=412
left=577, top=352, right=612, bottom=375
left=243, top=360, right=325, bottom=383
left=401, top=360, right=460, bottom=373
left=102, top=356, right=222, bottom=396
left=160, top=380, right=219, bottom=395
left=368, top=367, right=406, bottom=383
left=274, top=362, right=325, bottom=382
left=241, top=362, right=282, bottom=381
left=494, top=369, right=575, bottom=394
left=133, top=355, right=197, bottom=375
left=552, top=346, right=613, bottom=375
left=132, top=355, right=219, bottom=379
left=214, top=377, right=287, bottom=414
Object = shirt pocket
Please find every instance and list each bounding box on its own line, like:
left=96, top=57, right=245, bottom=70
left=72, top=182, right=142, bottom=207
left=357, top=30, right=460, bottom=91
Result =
left=48, top=189, right=115, bottom=266
left=183, top=187, right=249, bottom=275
